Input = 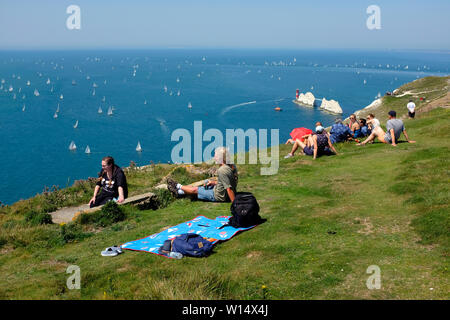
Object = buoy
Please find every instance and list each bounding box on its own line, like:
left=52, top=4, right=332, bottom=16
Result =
left=274, top=107, right=282, bottom=112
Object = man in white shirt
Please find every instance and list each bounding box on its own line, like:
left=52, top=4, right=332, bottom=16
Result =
left=407, top=99, right=416, bottom=119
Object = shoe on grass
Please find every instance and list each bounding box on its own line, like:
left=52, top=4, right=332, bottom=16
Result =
left=166, top=177, right=179, bottom=197
left=284, top=153, right=293, bottom=159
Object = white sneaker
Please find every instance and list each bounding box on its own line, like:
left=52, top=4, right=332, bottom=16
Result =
left=284, top=153, right=293, bottom=159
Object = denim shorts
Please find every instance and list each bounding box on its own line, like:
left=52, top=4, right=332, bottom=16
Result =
left=197, top=186, right=216, bottom=202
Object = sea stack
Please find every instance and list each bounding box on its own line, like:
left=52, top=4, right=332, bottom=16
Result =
left=320, top=98, right=343, bottom=114
left=296, top=92, right=315, bottom=107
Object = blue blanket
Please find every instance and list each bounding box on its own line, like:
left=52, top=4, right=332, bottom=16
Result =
left=121, top=215, right=257, bottom=257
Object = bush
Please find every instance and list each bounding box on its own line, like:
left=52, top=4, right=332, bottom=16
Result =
left=77, top=201, right=126, bottom=227
left=24, top=211, right=53, bottom=226
left=153, top=188, right=175, bottom=209
left=59, top=223, right=91, bottom=243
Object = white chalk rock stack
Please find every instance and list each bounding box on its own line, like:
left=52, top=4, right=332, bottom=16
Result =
left=297, top=92, right=315, bottom=106
left=320, top=98, right=343, bottom=114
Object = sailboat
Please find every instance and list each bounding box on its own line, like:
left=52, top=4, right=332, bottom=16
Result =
left=56, top=104, right=60, bottom=113
left=26, top=80, right=31, bottom=86
left=46, top=78, right=51, bottom=85
left=85, top=145, right=91, bottom=154
left=107, top=106, right=113, bottom=116
left=188, top=102, right=192, bottom=109
left=53, top=112, right=58, bottom=119
left=22, top=104, right=26, bottom=112
left=93, top=82, right=98, bottom=88
left=177, top=90, right=181, bottom=96
left=136, top=142, right=142, bottom=152
left=60, top=94, right=64, bottom=100
left=144, top=100, right=147, bottom=105
left=50, top=86, right=54, bottom=92
left=72, top=80, right=77, bottom=86
left=102, top=96, right=106, bottom=102
left=34, top=89, right=39, bottom=96
left=92, top=89, right=96, bottom=96
left=9, top=85, right=13, bottom=92
left=176, top=77, right=180, bottom=83
left=164, top=85, right=168, bottom=93
left=98, top=106, right=103, bottom=114
left=73, top=120, right=78, bottom=129
left=69, top=141, right=77, bottom=151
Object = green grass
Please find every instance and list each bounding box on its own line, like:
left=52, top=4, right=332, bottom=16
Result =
left=0, top=76, right=449, bottom=300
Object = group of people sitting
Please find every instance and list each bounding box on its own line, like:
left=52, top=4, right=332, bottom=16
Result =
left=88, top=110, right=415, bottom=208
left=285, top=110, right=415, bottom=159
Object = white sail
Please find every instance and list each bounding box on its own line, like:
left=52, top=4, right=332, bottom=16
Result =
left=34, top=89, right=39, bottom=96
left=102, top=96, right=106, bottom=102
left=136, top=142, right=142, bottom=152
left=60, top=94, right=64, bottom=100
left=93, top=82, right=98, bottom=88
left=92, top=89, right=96, bottom=96
left=107, top=106, right=113, bottom=116
left=177, top=90, right=180, bottom=96
left=164, top=85, right=168, bottom=93
left=85, top=145, right=91, bottom=154
left=188, top=102, right=192, bottom=109
left=98, top=106, right=103, bottom=114
left=26, top=80, right=31, bottom=86
left=73, top=120, right=78, bottom=129
left=144, top=100, right=147, bottom=105
left=53, top=112, right=58, bottom=119
left=69, top=141, right=77, bottom=151
left=46, top=78, right=50, bottom=85
left=22, top=105, right=26, bottom=112
left=56, top=104, right=60, bottom=113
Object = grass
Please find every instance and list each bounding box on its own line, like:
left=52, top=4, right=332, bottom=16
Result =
left=0, top=76, right=448, bottom=300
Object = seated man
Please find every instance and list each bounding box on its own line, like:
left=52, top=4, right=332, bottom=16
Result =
left=295, top=125, right=338, bottom=160
left=285, top=122, right=325, bottom=158
left=330, top=119, right=354, bottom=144
left=167, top=147, right=238, bottom=202
left=357, top=110, right=416, bottom=146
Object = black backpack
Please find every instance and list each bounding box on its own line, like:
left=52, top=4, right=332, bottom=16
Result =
left=227, top=192, right=262, bottom=228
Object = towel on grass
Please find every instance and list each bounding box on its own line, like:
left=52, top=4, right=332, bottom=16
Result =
left=121, top=215, right=257, bottom=257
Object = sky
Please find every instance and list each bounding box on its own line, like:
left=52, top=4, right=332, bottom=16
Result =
left=0, top=0, right=449, bottom=50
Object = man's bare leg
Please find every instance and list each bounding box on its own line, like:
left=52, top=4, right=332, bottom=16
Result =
left=357, top=127, right=386, bottom=145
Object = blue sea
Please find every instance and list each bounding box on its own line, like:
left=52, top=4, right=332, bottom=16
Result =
left=0, top=49, right=449, bottom=205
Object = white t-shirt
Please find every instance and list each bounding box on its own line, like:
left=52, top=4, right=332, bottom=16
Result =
left=407, top=102, right=416, bottom=113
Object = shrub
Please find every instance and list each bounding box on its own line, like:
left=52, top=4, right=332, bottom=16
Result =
left=24, top=211, right=53, bottom=226
left=59, top=223, right=91, bottom=243
left=153, top=188, right=175, bottom=209
left=77, top=201, right=126, bottom=227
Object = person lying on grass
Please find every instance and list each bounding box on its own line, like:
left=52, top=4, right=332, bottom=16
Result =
left=285, top=122, right=328, bottom=158
left=167, top=147, right=238, bottom=202
left=287, top=125, right=338, bottom=160
left=89, top=156, right=128, bottom=208
left=357, top=110, right=416, bottom=147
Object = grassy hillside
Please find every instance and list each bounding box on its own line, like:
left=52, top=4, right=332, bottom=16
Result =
left=0, top=76, right=448, bottom=300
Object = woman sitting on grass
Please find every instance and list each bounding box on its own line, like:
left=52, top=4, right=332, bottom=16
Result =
left=89, top=156, right=128, bottom=208
left=348, top=114, right=362, bottom=139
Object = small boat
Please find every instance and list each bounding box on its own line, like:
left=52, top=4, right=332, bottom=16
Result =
left=26, top=80, right=31, bottom=86
left=107, top=106, right=113, bottom=116
left=92, top=89, right=96, bottom=96
left=163, top=85, right=168, bottom=93
left=9, top=85, right=13, bottom=92
left=188, top=102, right=192, bottom=109
left=93, top=82, right=98, bottom=88
left=102, top=96, right=106, bottom=102
left=46, top=78, right=51, bottom=85
left=85, top=145, right=91, bottom=154
left=144, top=100, right=147, bottom=105
left=69, top=141, right=77, bottom=151
left=60, top=94, right=64, bottom=100
left=22, top=104, right=26, bottom=112
left=177, top=90, right=181, bottom=96
left=73, top=120, right=78, bottom=129
left=53, top=112, right=58, bottom=119
left=176, top=77, right=180, bottom=83
left=56, top=104, right=60, bottom=113
left=98, top=106, right=103, bottom=114
left=136, top=142, right=142, bottom=152
left=34, top=89, right=39, bottom=96
left=72, top=80, right=77, bottom=86
left=274, top=107, right=282, bottom=112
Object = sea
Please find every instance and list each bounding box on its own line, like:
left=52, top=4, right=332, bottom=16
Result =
left=0, top=49, right=449, bottom=205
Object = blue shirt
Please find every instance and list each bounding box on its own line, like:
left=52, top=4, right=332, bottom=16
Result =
left=330, top=123, right=353, bottom=144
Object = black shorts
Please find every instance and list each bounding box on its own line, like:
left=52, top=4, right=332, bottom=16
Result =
left=408, top=111, right=415, bottom=118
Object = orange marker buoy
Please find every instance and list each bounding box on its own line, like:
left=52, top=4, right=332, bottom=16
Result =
left=274, top=107, right=282, bottom=111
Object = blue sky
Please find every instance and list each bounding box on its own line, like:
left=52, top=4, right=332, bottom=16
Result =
left=0, top=0, right=449, bottom=50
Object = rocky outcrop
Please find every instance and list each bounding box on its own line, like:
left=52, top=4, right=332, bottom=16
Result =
left=296, top=92, right=315, bottom=106
left=319, top=98, right=343, bottom=114
left=355, top=98, right=382, bottom=116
